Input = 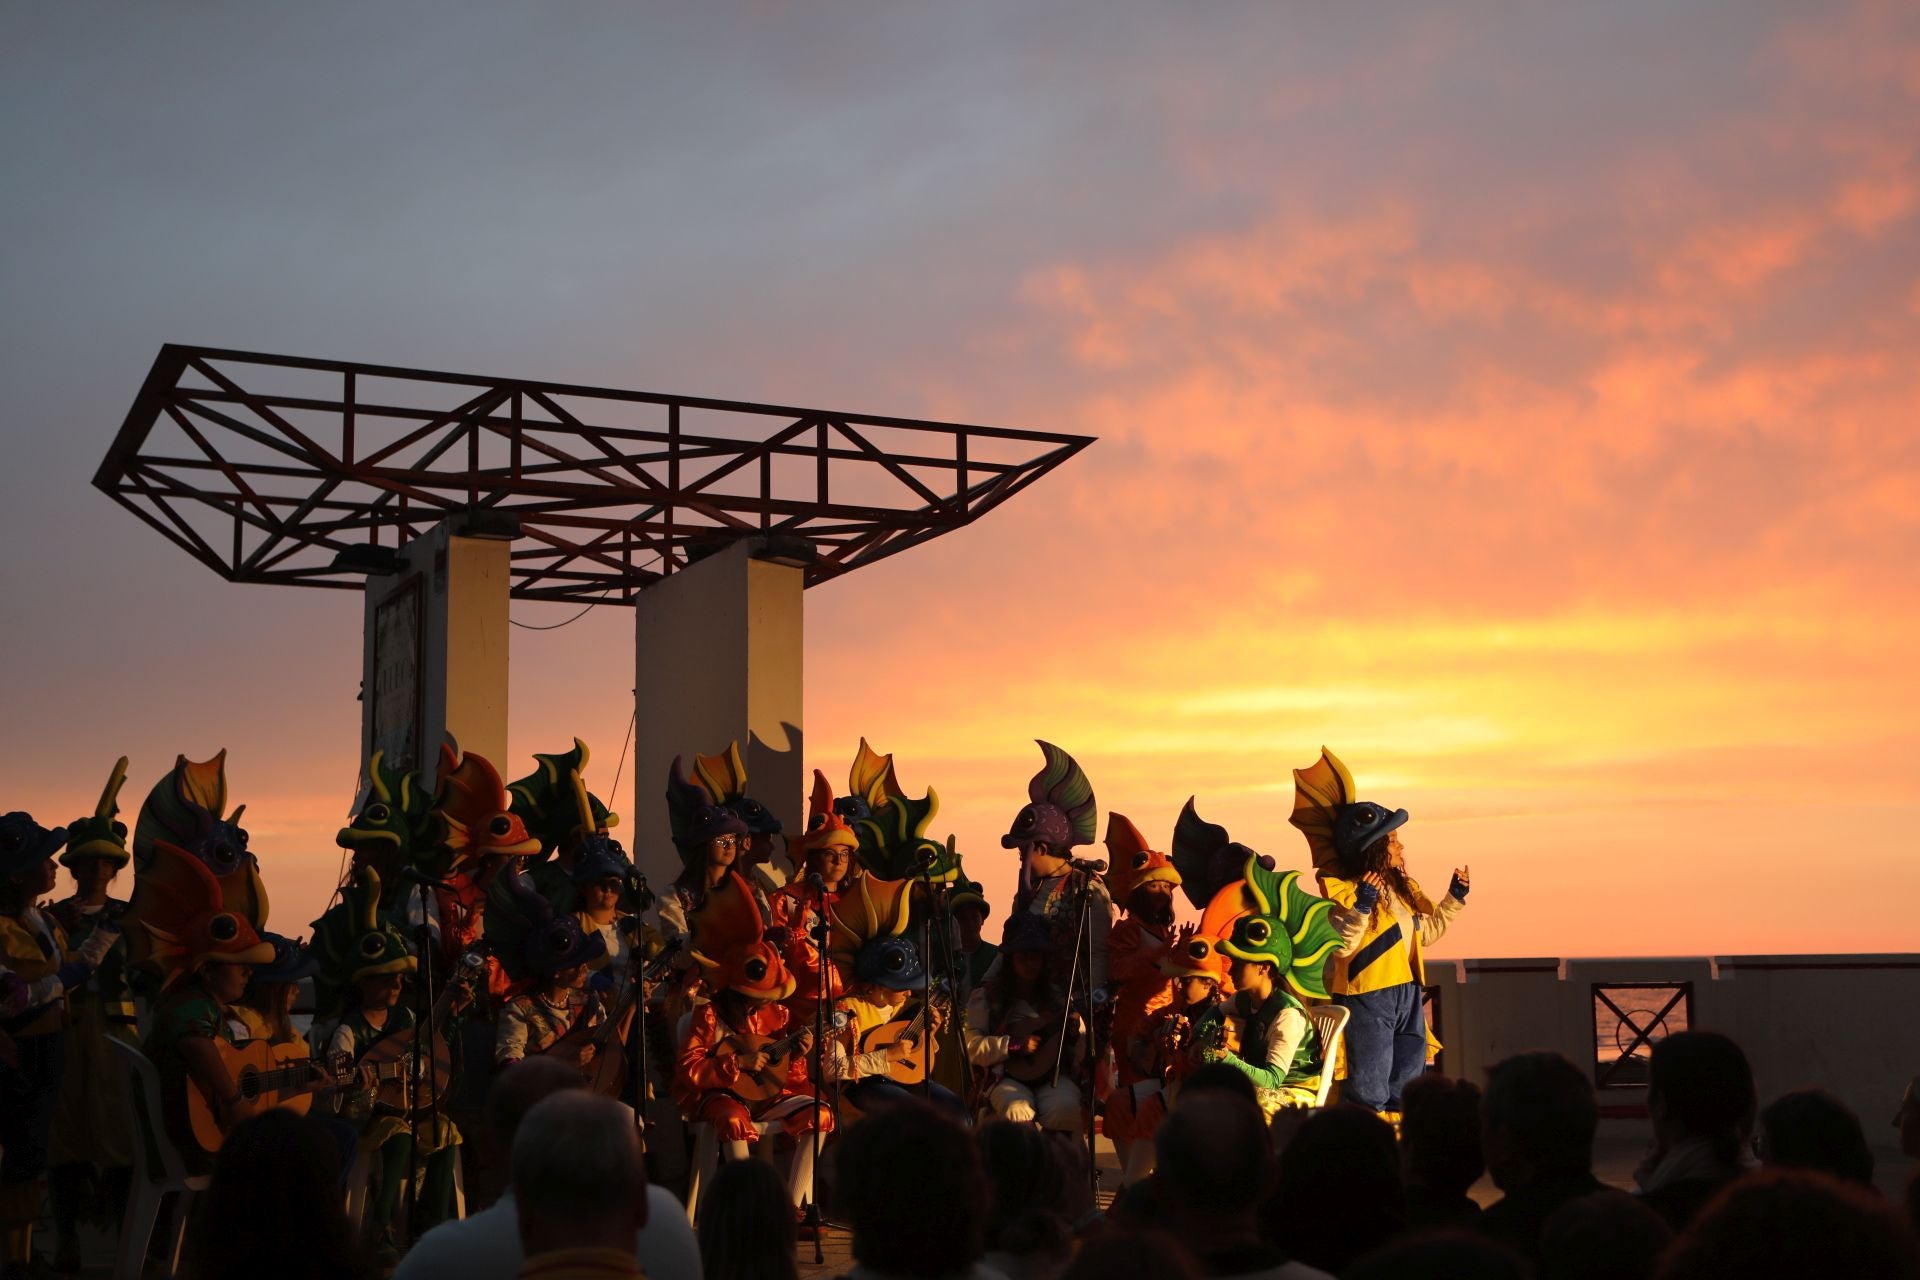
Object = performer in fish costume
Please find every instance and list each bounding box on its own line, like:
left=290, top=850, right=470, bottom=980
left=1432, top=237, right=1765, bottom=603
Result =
left=1098, top=812, right=1182, bottom=1176
left=1119, top=916, right=1236, bottom=1183
left=1293, top=748, right=1469, bottom=1115
left=1199, top=852, right=1346, bottom=1116
left=672, top=870, right=831, bottom=1225
left=692, top=741, right=789, bottom=898
left=44, top=760, right=139, bottom=1272
left=1, top=811, right=116, bottom=1271
left=1000, top=741, right=1110, bottom=990
left=129, top=752, right=270, bottom=959
left=507, top=738, right=624, bottom=918
left=768, top=771, right=862, bottom=1024
left=840, top=740, right=962, bottom=887
left=315, top=867, right=463, bottom=1260
left=424, top=743, right=541, bottom=997
left=659, top=756, right=756, bottom=947
left=335, top=750, right=434, bottom=896
left=132, top=842, right=276, bottom=1174
left=823, top=873, right=960, bottom=1116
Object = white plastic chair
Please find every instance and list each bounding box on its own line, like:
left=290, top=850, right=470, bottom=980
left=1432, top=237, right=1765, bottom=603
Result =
left=109, top=1037, right=210, bottom=1280
left=682, top=1118, right=777, bottom=1223
left=1307, top=1004, right=1351, bottom=1108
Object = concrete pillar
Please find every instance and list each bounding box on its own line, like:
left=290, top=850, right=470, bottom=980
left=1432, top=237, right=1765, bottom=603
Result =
left=361, top=520, right=512, bottom=778
left=631, top=538, right=806, bottom=890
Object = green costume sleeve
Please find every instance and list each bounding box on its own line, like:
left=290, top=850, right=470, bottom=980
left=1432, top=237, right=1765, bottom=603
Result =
left=1194, top=1005, right=1291, bottom=1092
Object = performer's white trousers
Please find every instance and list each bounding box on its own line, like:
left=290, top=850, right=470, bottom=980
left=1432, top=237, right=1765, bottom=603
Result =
left=987, top=1077, right=1083, bottom=1132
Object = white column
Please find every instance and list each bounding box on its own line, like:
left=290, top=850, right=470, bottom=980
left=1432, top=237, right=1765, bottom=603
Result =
left=361, top=520, right=511, bottom=777
left=631, top=538, right=805, bottom=890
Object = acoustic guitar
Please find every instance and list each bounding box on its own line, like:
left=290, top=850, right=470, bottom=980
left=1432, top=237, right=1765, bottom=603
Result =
left=187, top=1041, right=350, bottom=1153
left=858, top=992, right=951, bottom=1087
left=351, top=949, right=485, bottom=1118
left=715, top=1011, right=848, bottom=1110
left=1002, top=1009, right=1084, bottom=1085
left=584, top=937, right=686, bottom=1098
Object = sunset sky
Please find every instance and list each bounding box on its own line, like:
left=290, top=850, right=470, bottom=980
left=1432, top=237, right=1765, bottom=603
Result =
left=4, top=3, right=1916, bottom=958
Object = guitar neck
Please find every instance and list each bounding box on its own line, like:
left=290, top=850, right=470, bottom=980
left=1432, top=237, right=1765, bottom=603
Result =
left=246, top=1059, right=325, bottom=1093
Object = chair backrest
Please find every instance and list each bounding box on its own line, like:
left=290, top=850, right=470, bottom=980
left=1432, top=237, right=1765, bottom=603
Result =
left=1308, top=1003, right=1351, bottom=1108
left=108, top=1036, right=191, bottom=1187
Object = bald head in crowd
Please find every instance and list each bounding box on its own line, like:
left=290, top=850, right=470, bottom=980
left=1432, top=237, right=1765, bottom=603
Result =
left=512, top=1092, right=649, bottom=1257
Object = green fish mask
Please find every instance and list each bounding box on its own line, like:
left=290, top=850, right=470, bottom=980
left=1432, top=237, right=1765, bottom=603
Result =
left=1215, top=854, right=1343, bottom=1001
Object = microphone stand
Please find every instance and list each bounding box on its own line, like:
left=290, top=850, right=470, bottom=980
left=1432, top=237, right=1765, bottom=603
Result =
left=625, top=871, right=651, bottom=1152
left=404, top=878, right=441, bottom=1237
left=804, top=874, right=829, bottom=1263
left=1048, top=864, right=1100, bottom=1198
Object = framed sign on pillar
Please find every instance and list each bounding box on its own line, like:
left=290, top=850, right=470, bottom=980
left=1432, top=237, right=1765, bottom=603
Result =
left=369, top=574, right=425, bottom=776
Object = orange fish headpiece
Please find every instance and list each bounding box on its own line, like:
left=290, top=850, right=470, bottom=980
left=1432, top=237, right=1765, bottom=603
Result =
left=788, top=770, right=859, bottom=873
left=689, top=870, right=794, bottom=1000
left=433, top=743, right=541, bottom=874
left=132, top=751, right=268, bottom=927
left=1103, top=812, right=1180, bottom=906
left=1160, top=873, right=1246, bottom=986
left=133, top=841, right=275, bottom=989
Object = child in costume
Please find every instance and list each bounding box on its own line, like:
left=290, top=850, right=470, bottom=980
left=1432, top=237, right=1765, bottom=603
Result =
left=494, top=875, right=609, bottom=1068
left=507, top=738, right=623, bottom=919
left=44, top=761, right=139, bottom=1274
left=315, top=867, right=466, bottom=1258
left=965, top=912, right=1085, bottom=1134
left=672, top=869, right=831, bottom=1223
left=1292, top=748, right=1470, bottom=1115
left=1120, top=921, right=1236, bottom=1183
left=131, top=841, right=276, bottom=1173
left=1000, top=741, right=1111, bottom=990
left=1198, top=853, right=1346, bottom=1117
left=425, top=744, right=543, bottom=998
left=822, top=874, right=961, bottom=1116
left=233, top=930, right=316, bottom=1045
left=573, top=842, right=652, bottom=1005
left=946, top=871, right=998, bottom=997
left=0, top=811, right=118, bottom=1273
left=768, top=771, right=860, bottom=1025
left=1098, top=813, right=1182, bottom=1178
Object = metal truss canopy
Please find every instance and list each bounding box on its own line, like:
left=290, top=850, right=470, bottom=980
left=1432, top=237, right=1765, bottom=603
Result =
left=94, top=346, right=1094, bottom=605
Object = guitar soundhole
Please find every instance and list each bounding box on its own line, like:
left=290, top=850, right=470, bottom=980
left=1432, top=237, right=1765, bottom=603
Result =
left=239, top=1071, right=259, bottom=1101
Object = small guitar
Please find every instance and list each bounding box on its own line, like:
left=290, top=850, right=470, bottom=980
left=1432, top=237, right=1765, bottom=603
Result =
left=717, top=1011, right=848, bottom=1109
left=1002, top=1009, right=1084, bottom=1086
left=858, top=991, right=951, bottom=1087
left=188, top=1041, right=351, bottom=1153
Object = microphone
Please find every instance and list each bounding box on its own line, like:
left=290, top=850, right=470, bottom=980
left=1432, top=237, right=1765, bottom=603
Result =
left=805, top=872, right=827, bottom=891
left=1069, top=857, right=1108, bottom=875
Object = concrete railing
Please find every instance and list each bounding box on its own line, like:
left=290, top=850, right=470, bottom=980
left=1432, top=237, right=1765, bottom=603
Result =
left=1425, top=954, right=1920, bottom=1130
